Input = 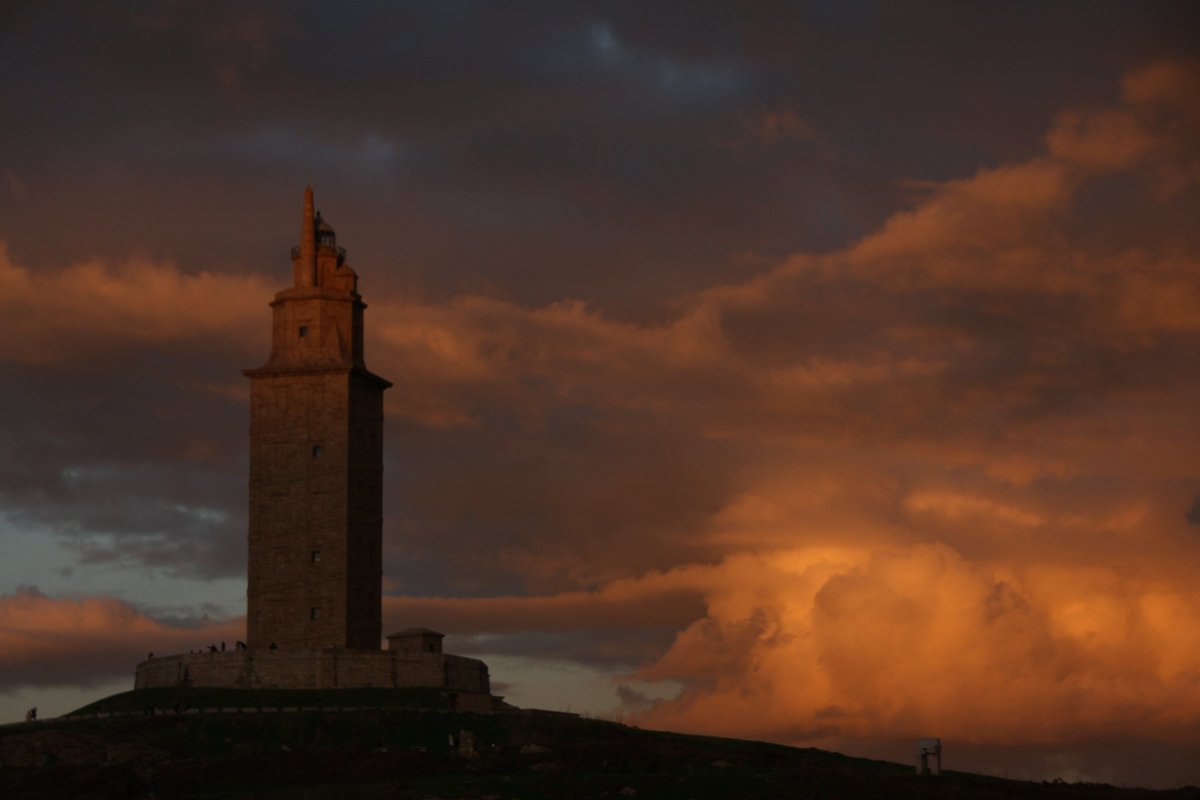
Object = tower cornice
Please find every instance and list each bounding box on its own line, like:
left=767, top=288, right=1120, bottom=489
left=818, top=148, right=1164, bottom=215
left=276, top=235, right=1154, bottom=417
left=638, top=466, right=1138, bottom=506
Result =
left=242, top=364, right=393, bottom=390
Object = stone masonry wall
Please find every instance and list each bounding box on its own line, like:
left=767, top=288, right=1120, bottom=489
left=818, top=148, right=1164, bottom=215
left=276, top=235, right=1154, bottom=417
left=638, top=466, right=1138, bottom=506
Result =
left=135, top=649, right=490, bottom=697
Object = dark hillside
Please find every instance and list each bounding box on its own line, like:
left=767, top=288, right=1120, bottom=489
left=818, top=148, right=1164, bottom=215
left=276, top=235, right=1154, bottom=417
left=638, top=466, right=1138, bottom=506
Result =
left=2, top=696, right=1197, bottom=799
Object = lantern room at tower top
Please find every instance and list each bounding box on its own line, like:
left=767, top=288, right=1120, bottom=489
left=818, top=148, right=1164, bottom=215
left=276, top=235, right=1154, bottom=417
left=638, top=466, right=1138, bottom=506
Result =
left=266, top=185, right=372, bottom=373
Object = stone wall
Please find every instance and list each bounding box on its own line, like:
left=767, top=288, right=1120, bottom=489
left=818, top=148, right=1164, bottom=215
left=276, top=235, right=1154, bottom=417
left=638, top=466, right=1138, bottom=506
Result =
left=135, top=649, right=490, bottom=696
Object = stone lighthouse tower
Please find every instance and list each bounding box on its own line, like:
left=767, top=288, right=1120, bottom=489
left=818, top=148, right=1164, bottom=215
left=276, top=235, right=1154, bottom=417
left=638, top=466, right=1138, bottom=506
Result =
left=134, top=190, right=490, bottom=702
left=243, top=187, right=392, bottom=651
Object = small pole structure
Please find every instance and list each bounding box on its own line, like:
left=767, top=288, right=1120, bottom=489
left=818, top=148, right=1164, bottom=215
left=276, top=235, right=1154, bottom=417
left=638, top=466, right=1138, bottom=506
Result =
left=916, top=737, right=942, bottom=776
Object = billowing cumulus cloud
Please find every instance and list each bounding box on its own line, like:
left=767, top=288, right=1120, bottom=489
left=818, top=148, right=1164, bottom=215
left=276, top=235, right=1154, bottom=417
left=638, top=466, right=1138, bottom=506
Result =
left=628, top=545, right=1200, bottom=746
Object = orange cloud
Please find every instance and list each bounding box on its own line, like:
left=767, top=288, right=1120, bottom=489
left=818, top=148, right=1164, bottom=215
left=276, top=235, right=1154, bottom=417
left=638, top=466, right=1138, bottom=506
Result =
left=0, top=587, right=242, bottom=688
left=375, top=539, right=1200, bottom=749
left=370, top=292, right=732, bottom=430
left=1122, top=58, right=1200, bottom=119
left=847, top=159, right=1072, bottom=269
left=0, top=245, right=270, bottom=364
left=1046, top=109, right=1159, bottom=171
left=625, top=544, right=1200, bottom=747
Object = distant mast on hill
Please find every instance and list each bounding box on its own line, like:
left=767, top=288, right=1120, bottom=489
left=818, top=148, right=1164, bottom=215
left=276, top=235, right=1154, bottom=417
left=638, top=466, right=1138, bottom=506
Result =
left=242, top=186, right=392, bottom=651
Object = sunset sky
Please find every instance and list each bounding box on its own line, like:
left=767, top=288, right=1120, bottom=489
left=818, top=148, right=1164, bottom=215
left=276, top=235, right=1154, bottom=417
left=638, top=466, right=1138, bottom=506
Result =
left=2, top=1, right=1200, bottom=788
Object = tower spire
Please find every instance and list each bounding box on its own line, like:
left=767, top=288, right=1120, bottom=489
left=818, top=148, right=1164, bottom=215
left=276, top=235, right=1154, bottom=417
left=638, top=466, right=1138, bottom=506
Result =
left=298, top=185, right=317, bottom=287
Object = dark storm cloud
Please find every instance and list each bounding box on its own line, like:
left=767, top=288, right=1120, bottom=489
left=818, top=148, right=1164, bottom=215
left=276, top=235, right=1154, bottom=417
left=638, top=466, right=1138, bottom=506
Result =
left=384, top=401, right=737, bottom=596
left=451, top=629, right=678, bottom=670
left=0, top=338, right=252, bottom=580
left=383, top=571, right=709, bottom=668
left=4, top=1, right=1194, bottom=310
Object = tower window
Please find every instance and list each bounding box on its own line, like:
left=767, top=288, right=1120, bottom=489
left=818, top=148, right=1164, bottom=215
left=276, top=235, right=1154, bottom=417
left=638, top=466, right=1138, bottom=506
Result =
left=310, top=607, right=320, bottom=620
left=298, top=325, right=309, bottom=338
left=312, top=445, right=322, bottom=457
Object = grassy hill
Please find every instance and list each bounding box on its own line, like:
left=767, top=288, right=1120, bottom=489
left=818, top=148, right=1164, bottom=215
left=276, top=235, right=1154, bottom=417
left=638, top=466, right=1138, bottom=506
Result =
left=69, top=686, right=459, bottom=715
left=2, top=691, right=1198, bottom=799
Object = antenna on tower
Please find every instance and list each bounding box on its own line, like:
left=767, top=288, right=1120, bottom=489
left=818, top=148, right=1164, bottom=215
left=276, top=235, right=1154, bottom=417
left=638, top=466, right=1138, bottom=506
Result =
left=299, top=186, right=317, bottom=287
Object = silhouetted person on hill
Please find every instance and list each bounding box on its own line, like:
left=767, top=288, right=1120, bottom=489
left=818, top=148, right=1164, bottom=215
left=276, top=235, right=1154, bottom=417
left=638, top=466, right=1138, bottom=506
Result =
left=220, top=641, right=226, bottom=652
left=25, top=707, right=36, bottom=722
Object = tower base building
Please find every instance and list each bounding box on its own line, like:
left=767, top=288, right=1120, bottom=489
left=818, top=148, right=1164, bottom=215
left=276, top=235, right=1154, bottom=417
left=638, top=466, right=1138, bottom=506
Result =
left=134, top=631, right=493, bottom=713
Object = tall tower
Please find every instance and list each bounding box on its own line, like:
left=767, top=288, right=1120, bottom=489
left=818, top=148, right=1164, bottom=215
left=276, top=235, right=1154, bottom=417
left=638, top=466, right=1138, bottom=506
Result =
left=243, top=187, right=392, bottom=651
